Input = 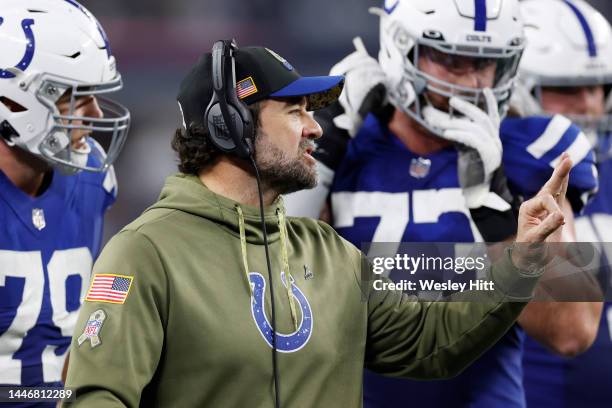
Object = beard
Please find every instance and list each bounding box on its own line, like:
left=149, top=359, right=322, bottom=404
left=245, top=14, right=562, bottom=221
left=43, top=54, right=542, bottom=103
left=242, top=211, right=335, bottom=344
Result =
left=253, top=130, right=318, bottom=195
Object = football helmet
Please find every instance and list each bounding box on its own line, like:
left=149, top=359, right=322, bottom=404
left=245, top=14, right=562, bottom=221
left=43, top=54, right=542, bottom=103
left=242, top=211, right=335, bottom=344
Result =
left=515, top=0, right=612, bottom=135
left=0, top=0, right=130, bottom=174
left=373, top=0, right=525, bottom=137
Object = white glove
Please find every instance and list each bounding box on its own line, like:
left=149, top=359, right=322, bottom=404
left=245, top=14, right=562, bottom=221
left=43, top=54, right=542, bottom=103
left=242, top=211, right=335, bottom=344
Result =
left=423, top=88, right=509, bottom=211
left=330, top=37, right=389, bottom=136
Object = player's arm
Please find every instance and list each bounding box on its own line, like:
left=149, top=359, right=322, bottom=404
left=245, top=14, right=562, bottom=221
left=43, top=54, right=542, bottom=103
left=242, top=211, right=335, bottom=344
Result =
left=487, top=178, right=603, bottom=356
left=518, top=295, right=602, bottom=357
left=64, top=230, right=168, bottom=407
left=364, top=157, right=570, bottom=379
left=499, top=117, right=603, bottom=355
left=517, top=197, right=603, bottom=357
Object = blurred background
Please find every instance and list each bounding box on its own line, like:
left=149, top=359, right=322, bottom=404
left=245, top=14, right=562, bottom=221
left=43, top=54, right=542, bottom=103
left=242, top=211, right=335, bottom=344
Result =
left=76, top=0, right=612, bottom=242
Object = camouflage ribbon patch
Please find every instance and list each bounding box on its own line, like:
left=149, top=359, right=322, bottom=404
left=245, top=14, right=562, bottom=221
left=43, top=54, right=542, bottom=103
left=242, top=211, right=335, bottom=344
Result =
left=77, top=309, right=106, bottom=348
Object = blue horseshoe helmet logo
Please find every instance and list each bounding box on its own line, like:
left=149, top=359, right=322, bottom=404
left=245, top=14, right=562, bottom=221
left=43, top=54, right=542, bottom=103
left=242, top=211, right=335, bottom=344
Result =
left=249, top=272, right=313, bottom=353
left=0, top=18, right=36, bottom=79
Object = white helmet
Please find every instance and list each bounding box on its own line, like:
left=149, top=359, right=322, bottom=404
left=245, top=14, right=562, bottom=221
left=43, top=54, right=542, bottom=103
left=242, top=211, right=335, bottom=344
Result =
left=515, top=0, right=612, bottom=133
left=0, top=0, right=130, bottom=174
left=373, top=0, right=525, bottom=136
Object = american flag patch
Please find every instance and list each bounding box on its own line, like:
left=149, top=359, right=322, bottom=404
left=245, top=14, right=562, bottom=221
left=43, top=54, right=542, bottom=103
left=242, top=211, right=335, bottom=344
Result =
left=236, top=76, right=258, bottom=99
left=85, top=274, right=133, bottom=304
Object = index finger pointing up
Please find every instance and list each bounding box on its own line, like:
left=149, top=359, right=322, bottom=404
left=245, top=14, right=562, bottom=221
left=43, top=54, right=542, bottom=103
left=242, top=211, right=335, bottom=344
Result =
left=540, top=153, right=572, bottom=199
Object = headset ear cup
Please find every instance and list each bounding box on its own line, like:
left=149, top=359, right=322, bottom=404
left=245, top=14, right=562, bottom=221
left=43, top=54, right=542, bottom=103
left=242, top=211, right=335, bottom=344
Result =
left=225, top=99, right=253, bottom=158
left=206, top=39, right=254, bottom=158
left=206, top=102, right=239, bottom=152
left=229, top=96, right=255, bottom=156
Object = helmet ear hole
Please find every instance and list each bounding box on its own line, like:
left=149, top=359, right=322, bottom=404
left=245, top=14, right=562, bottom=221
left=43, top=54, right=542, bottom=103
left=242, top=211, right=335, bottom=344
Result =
left=407, top=49, right=415, bottom=64
left=1, top=120, right=20, bottom=142
left=0, top=96, right=27, bottom=112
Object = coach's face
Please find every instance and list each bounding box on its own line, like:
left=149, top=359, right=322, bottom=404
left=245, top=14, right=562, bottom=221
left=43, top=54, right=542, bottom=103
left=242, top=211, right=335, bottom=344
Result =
left=253, top=96, right=323, bottom=194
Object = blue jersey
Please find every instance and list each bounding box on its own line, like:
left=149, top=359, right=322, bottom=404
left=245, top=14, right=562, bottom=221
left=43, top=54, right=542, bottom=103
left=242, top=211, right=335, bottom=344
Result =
left=331, top=115, right=482, bottom=244
left=523, top=156, right=612, bottom=408
left=501, top=115, right=598, bottom=212
left=502, top=115, right=601, bottom=408
left=330, top=114, right=525, bottom=408
left=0, top=146, right=116, bottom=407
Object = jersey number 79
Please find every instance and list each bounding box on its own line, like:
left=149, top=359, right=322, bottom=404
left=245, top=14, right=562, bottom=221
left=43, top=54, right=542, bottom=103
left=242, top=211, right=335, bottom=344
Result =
left=0, top=248, right=92, bottom=384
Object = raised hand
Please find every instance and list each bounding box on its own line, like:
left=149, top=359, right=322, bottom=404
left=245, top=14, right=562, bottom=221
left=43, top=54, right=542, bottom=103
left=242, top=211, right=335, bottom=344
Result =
left=512, top=154, right=572, bottom=270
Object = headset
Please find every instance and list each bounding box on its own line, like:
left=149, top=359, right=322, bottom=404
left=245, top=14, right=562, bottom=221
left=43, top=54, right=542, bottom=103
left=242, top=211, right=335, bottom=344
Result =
left=205, top=39, right=282, bottom=408
left=205, top=39, right=254, bottom=159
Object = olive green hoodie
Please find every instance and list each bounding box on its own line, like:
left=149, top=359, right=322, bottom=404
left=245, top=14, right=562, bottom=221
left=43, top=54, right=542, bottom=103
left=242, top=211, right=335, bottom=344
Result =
left=65, top=174, right=541, bottom=407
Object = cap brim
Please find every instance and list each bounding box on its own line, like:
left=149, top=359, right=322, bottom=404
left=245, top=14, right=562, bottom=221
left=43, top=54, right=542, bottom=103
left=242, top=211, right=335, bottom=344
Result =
left=270, top=75, right=344, bottom=111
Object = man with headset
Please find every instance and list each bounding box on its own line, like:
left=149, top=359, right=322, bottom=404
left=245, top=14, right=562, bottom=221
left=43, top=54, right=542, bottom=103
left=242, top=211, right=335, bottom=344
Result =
left=64, top=40, right=570, bottom=407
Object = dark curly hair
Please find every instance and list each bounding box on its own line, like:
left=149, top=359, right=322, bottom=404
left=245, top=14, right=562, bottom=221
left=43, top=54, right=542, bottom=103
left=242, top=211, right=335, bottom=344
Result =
left=171, top=102, right=262, bottom=175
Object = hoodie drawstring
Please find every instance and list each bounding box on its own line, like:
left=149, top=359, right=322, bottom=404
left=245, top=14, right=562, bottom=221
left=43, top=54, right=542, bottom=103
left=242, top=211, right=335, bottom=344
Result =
left=235, top=204, right=298, bottom=332
left=277, top=209, right=299, bottom=331
left=236, top=206, right=254, bottom=299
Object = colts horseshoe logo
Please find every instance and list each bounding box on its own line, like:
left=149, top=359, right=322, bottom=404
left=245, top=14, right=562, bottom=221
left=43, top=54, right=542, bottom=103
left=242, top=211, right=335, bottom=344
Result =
left=0, top=18, right=36, bottom=79
left=249, top=272, right=313, bottom=353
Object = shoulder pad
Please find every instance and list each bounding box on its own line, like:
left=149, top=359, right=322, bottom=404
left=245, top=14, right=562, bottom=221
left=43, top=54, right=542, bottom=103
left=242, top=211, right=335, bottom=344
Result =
left=501, top=115, right=598, bottom=212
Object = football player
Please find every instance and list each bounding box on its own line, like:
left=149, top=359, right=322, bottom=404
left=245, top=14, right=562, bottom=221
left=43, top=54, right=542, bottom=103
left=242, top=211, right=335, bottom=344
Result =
left=0, top=0, right=130, bottom=406
left=285, top=0, right=600, bottom=406
left=513, top=0, right=612, bottom=406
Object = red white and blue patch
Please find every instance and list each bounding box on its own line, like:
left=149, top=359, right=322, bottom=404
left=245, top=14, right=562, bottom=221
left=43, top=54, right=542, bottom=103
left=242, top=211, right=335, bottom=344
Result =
left=409, top=157, right=432, bottom=179
left=236, top=76, right=258, bottom=99
left=85, top=274, right=133, bottom=304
